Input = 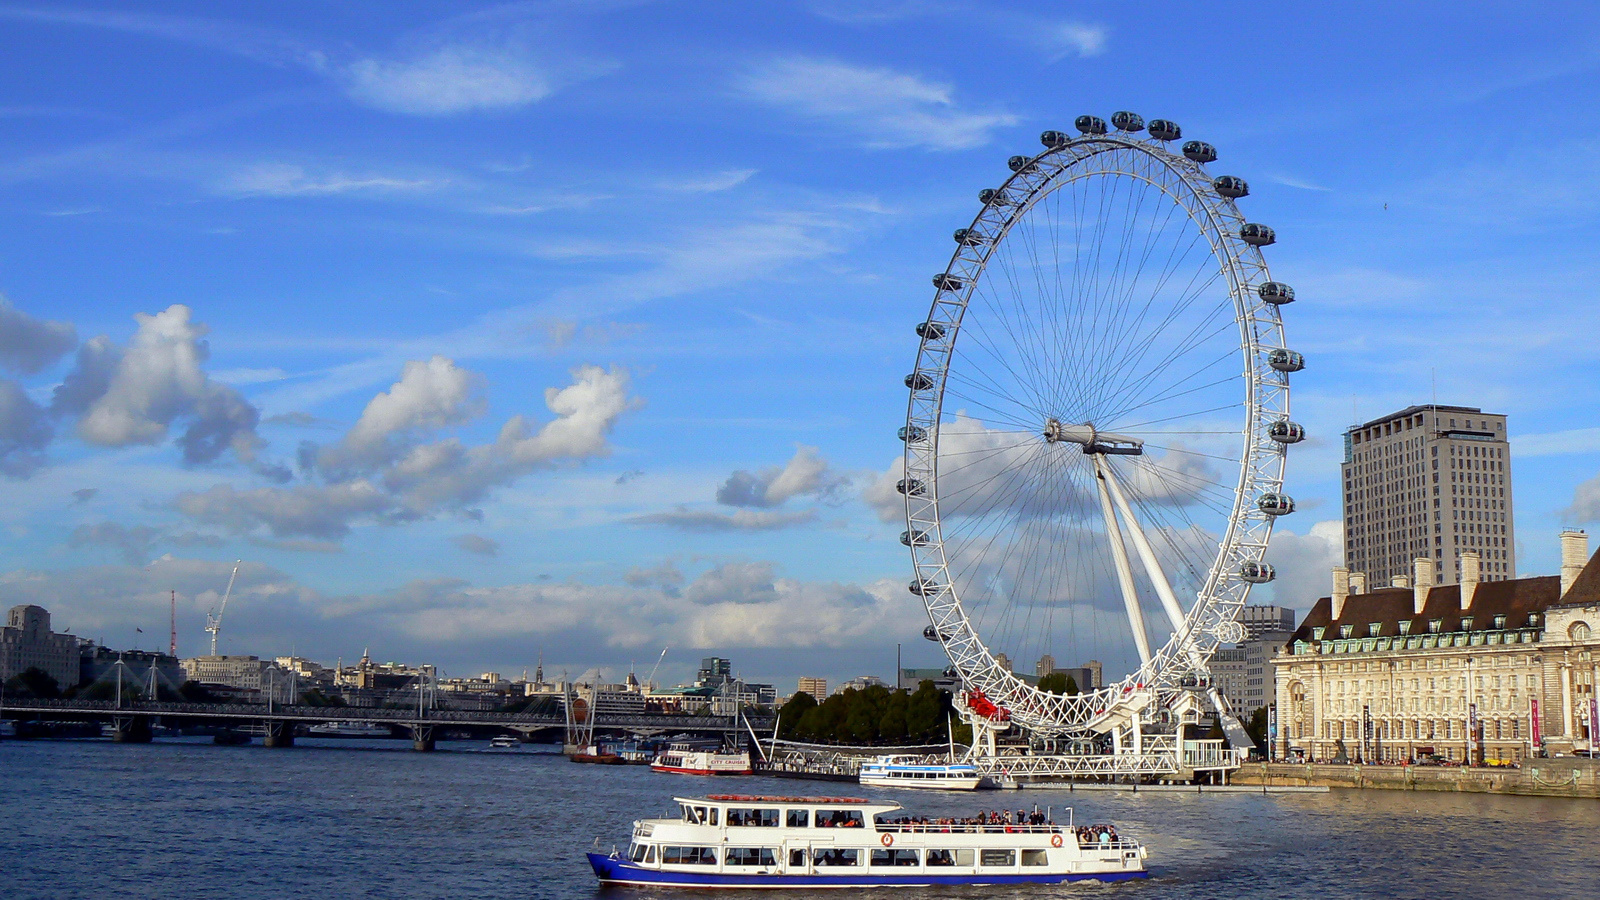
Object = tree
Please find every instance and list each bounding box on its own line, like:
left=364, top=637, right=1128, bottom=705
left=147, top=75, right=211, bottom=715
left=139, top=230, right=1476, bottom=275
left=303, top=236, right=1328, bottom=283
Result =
left=5, top=667, right=61, bottom=699
left=878, top=690, right=909, bottom=742
left=777, top=691, right=818, bottom=740
left=1037, top=672, right=1079, bottom=695
left=1245, top=706, right=1270, bottom=751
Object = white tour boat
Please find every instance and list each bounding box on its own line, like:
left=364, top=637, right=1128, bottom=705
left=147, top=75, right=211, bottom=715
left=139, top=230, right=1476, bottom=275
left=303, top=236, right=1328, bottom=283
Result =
left=487, top=735, right=520, bottom=750
left=588, top=793, right=1147, bottom=888
left=650, top=742, right=753, bottom=776
left=306, top=720, right=391, bottom=738
left=859, top=755, right=982, bottom=791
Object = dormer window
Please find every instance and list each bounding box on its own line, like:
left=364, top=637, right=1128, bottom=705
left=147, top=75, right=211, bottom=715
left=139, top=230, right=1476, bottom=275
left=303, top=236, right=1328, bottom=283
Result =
left=1461, top=616, right=1474, bottom=631
left=1429, top=619, right=1443, bottom=633
left=1312, top=627, right=1326, bottom=641
left=1492, top=615, right=1506, bottom=630
left=1398, top=621, right=1412, bottom=635
left=1527, top=613, right=1540, bottom=627
left=1339, top=625, right=1354, bottom=639
left=1368, top=623, right=1382, bottom=637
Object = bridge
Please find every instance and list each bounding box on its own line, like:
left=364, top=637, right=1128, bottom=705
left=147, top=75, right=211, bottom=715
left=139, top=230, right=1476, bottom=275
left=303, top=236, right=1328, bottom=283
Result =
left=0, top=697, right=775, bottom=752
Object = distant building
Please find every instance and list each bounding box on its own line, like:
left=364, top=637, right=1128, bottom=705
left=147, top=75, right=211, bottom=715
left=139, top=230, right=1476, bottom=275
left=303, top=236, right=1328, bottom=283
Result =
left=836, top=675, right=887, bottom=694
left=1343, top=405, right=1515, bottom=586
left=796, top=676, right=827, bottom=699
left=696, top=657, right=732, bottom=688
left=1276, top=531, right=1600, bottom=763
left=80, top=644, right=185, bottom=694
left=1237, top=606, right=1296, bottom=641
left=1, top=605, right=79, bottom=690
left=898, top=667, right=959, bottom=693
left=181, top=654, right=291, bottom=702
left=1035, top=655, right=1056, bottom=677
left=1239, top=630, right=1292, bottom=719
left=993, top=654, right=1013, bottom=674
left=1211, top=648, right=1247, bottom=710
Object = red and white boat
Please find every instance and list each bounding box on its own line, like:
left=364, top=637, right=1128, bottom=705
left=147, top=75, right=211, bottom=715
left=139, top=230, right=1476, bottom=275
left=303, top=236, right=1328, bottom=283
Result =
left=651, top=741, right=753, bottom=776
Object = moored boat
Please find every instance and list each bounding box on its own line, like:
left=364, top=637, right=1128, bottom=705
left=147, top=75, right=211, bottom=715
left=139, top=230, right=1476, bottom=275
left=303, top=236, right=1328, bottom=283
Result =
left=859, top=755, right=982, bottom=791
left=651, top=741, right=753, bottom=776
left=306, top=720, right=392, bottom=738
left=572, top=744, right=624, bottom=764
left=588, top=793, right=1147, bottom=888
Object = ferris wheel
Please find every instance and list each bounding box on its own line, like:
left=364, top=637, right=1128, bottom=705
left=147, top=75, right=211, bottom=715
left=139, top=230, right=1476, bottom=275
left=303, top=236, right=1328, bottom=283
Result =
left=899, top=112, right=1303, bottom=738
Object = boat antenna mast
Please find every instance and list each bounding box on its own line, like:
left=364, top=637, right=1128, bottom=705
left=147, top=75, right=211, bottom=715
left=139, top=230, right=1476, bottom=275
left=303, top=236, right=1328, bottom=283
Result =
left=205, top=560, right=241, bottom=656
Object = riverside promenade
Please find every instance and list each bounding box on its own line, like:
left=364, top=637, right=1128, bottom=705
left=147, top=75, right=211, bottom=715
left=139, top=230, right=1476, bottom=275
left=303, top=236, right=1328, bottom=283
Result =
left=1232, top=760, right=1600, bottom=799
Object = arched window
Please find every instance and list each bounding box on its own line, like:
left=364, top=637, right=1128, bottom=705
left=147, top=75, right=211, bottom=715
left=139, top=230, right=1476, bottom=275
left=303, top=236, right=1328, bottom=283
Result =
left=1569, top=621, right=1592, bottom=642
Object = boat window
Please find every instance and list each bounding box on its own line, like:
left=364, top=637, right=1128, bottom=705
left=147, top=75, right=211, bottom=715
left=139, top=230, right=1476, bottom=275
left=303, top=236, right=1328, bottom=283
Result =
left=812, top=848, right=861, bottom=867
left=708, top=808, right=718, bottom=826
left=926, top=849, right=972, bottom=867
left=727, top=808, right=780, bottom=827
left=786, top=809, right=809, bottom=828
left=788, top=848, right=805, bottom=867
left=661, top=846, right=717, bottom=866
left=1021, top=849, right=1049, bottom=866
left=725, top=848, right=778, bottom=867
left=980, top=849, right=1016, bottom=867
left=870, top=849, right=920, bottom=867
left=815, top=809, right=864, bottom=828
left=645, top=845, right=655, bottom=864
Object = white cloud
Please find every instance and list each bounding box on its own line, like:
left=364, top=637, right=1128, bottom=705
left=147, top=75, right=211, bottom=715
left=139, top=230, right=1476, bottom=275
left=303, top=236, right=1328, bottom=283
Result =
left=740, top=56, right=1016, bottom=150
left=344, top=45, right=564, bottom=116
left=656, top=169, right=758, bottom=193
left=0, top=294, right=76, bottom=373
left=317, top=355, right=485, bottom=475
left=1261, top=520, right=1344, bottom=610
left=1040, top=22, right=1108, bottom=60
left=176, top=480, right=393, bottom=540
left=217, top=163, right=438, bottom=197
left=452, top=534, right=500, bottom=556
left=631, top=508, right=818, bottom=532
left=65, top=305, right=262, bottom=465
left=0, top=379, right=51, bottom=476
left=717, top=445, right=850, bottom=508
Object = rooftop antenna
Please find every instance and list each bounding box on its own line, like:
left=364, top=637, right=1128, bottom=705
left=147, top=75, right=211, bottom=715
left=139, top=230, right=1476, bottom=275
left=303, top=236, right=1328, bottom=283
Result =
left=205, top=560, right=241, bottom=657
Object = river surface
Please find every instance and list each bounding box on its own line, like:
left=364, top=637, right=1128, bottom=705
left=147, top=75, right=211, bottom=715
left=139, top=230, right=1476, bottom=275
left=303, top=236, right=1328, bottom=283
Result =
left=2, top=736, right=1597, bottom=899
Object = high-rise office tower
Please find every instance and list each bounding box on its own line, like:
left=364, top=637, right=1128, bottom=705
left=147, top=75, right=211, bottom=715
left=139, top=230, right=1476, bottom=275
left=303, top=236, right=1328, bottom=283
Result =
left=1342, top=405, right=1514, bottom=586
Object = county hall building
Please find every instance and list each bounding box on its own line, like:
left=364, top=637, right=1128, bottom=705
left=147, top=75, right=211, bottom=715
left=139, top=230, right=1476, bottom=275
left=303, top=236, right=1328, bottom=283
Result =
left=1274, top=532, right=1600, bottom=764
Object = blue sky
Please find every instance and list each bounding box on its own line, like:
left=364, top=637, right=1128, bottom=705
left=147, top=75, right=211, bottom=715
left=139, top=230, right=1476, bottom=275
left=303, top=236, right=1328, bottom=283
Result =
left=4, top=1, right=1600, bottom=692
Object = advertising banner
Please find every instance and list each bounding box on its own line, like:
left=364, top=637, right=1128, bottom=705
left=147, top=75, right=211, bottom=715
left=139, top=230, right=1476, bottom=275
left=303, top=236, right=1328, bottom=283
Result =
left=1468, top=702, right=1478, bottom=740
left=1590, top=698, right=1598, bottom=750
left=1531, top=697, right=1542, bottom=748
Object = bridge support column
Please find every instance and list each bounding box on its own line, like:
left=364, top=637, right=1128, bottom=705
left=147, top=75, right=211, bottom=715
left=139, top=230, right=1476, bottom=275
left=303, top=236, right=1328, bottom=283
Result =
left=110, top=715, right=152, bottom=743
left=410, top=725, right=435, bottom=752
left=263, top=721, right=296, bottom=748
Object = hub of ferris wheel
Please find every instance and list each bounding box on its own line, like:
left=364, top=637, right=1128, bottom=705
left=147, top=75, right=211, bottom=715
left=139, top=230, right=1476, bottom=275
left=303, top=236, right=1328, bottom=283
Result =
left=901, top=111, right=1303, bottom=778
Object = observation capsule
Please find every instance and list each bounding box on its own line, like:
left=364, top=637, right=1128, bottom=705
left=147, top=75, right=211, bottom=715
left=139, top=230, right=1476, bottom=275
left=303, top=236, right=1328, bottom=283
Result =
left=1040, top=130, right=1070, bottom=148
left=1183, top=140, right=1218, bottom=163
left=1257, top=492, right=1296, bottom=516
left=1075, top=115, right=1108, bottom=135
left=1240, top=223, right=1276, bottom=246
left=901, top=529, right=929, bottom=547
left=897, top=477, right=926, bottom=496
left=932, top=274, right=965, bottom=291
left=1268, top=349, right=1306, bottom=372
left=1111, top=111, right=1145, bottom=132
left=1240, top=561, right=1276, bottom=584
left=899, top=425, right=927, bottom=443
left=1147, top=119, right=1181, bottom=141
left=1258, top=282, right=1296, bottom=305
left=1213, top=176, right=1249, bottom=199
left=915, top=321, right=946, bottom=340
left=905, top=372, right=934, bottom=391
left=909, top=577, right=944, bottom=596
left=953, top=228, right=985, bottom=246
left=978, top=187, right=1014, bottom=206
left=1008, top=155, right=1035, bottom=173
left=1268, top=420, right=1306, bottom=444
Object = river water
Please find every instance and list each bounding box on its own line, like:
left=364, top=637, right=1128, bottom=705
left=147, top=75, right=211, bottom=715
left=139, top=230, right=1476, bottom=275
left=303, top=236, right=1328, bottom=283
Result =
left=2, top=736, right=1596, bottom=899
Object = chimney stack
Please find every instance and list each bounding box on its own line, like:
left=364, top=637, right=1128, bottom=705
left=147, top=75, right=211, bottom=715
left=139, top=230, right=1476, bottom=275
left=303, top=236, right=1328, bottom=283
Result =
left=1391, top=574, right=1410, bottom=589
left=1560, top=530, right=1588, bottom=597
left=1350, top=571, right=1367, bottom=595
left=1460, top=551, right=1481, bottom=610
left=1413, top=556, right=1435, bottom=616
left=1331, top=566, right=1350, bottom=619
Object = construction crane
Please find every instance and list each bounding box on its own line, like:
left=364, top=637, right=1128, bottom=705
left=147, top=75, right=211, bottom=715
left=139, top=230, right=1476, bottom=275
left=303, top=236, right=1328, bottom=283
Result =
left=644, top=646, right=669, bottom=691
left=205, top=560, right=241, bottom=657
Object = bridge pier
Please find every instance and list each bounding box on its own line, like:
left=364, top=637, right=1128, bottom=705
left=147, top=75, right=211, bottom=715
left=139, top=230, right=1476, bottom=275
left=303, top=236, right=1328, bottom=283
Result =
left=110, top=714, right=152, bottom=744
left=263, top=721, right=296, bottom=748
left=410, top=725, right=435, bottom=752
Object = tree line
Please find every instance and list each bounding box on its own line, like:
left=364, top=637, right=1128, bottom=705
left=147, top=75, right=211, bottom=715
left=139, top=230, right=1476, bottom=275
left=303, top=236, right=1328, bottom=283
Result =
left=776, top=681, right=972, bottom=745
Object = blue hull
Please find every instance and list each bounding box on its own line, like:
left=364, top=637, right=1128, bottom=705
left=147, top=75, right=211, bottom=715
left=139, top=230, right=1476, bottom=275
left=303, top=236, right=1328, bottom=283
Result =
left=588, top=853, right=1147, bottom=888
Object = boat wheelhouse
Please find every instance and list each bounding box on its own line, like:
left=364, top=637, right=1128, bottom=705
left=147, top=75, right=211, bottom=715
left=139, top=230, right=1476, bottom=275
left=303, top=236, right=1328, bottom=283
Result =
left=650, top=742, right=753, bottom=776
left=587, top=794, right=1147, bottom=888
left=858, top=755, right=982, bottom=791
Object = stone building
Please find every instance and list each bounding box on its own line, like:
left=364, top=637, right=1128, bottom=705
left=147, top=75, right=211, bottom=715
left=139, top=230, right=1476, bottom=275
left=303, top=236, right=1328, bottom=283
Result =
left=1237, top=605, right=1296, bottom=641
left=1342, top=405, right=1514, bottom=586
left=1211, top=647, right=1247, bottom=711
left=1275, top=531, right=1600, bottom=763
left=1, top=605, right=79, bottom=690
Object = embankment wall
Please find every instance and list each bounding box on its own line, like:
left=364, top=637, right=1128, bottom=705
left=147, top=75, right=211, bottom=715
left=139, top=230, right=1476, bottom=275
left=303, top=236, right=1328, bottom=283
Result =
left=1231, top=760, right=1600, bottom=799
